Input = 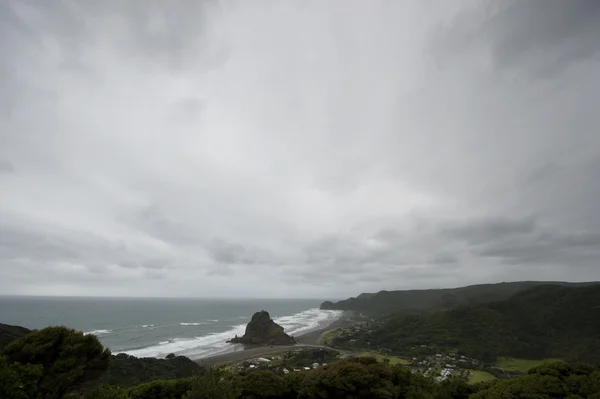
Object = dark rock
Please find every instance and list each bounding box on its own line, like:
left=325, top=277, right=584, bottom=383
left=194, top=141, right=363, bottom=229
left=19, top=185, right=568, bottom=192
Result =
left=320, top=301, right=335, bottom=310
left=228, top=310, right=296, bottom=346
left=226, top=334, right=242, bottom=344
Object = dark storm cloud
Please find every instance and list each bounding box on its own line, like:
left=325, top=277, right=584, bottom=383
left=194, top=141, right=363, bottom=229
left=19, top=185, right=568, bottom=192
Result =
left=442, top=216, right=537, bottom=245
left=435, top=0, right=600, bottom=77
left=1, top=0, right=600, bottom=297
left=477, top=231, right=600, bottom=265
left=484, top=0, right=600, bottom=75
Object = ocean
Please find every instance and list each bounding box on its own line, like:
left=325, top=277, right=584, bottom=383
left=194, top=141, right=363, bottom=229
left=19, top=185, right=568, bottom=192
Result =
left=0, top=296, right=342, bottom=359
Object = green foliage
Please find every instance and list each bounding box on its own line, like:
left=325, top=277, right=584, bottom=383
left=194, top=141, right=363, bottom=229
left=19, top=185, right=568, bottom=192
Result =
left=182, top=370, right=240, bottom=399
left=321, top=281, right=598, bottom=317
left=348, top=285, right=600, bottom=364
left=297, top=357, right=434, bottom=398
left=435, top=378, right=478, bottom=399
left=280, top=348, right=338, bottom=369
left=98, top=353, right=204, bottom=388
left=126, top=377, right=194, bottom=399
left=0, top=323, right=32, bottom=351
left=85, top=385, right=129, bottom=399
left=4, top=326, right=111, bottom=398
left=230, top=369, right=287, bottom=398
left=471, top=361, right=600, bottom=398
left=0, top=355, right=42, bottom=399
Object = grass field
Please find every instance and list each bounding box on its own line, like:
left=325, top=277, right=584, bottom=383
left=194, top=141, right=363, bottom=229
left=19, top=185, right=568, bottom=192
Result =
left=468, top=370, right=496, bottom=384
left=316, top=328, right=342, bottom=345
left=357, top=351, right=410, bottom=365
left=494, top=357, right=562, bottom=373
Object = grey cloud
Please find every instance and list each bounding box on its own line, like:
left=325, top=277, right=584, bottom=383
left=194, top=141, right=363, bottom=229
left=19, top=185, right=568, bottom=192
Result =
left=0, top=159, right=15, bottom=173
left=429, top=254, right=458, bottom=264
left=1, top=0, right=600, bottom=297
left=477, top=231, right=600, bottom=265
left=434, top=0, right=600, bottom=77
left=206, top=238, right=277, bottom=266
left=442, top=216, right=537, bottom=245
left=484, top=0, right=600, bottom=74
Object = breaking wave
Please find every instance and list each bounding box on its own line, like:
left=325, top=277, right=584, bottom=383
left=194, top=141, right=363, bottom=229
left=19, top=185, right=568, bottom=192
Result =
left=85, top=329, right=113, bottom=335
left=120, top=308, right=342, bottom=359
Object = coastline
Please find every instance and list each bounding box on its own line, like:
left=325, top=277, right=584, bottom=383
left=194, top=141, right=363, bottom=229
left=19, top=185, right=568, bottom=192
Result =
left=194, top=310, right=357, bottom=366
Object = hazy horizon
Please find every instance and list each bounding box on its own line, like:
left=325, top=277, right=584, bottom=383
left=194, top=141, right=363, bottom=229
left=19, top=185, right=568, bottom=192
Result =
left=1, top=0, right=599, bottom=298
left=1, top=278, right=598, bottom=300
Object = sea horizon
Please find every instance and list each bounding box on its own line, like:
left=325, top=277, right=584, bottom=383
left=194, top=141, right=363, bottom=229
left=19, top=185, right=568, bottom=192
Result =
left=0, top=296, right=343, bottom=359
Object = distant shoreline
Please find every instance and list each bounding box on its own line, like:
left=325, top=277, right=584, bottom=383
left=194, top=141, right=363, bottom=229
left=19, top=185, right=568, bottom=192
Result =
left=193, top=310, right=356, bottom=366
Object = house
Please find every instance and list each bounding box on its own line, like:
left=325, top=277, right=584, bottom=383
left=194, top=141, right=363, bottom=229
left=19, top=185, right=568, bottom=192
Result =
left=312, top=363, right=320, bottom=369
left=282, top=368, right=290, bottom=375
left=304, top=367, right=311, bottom=371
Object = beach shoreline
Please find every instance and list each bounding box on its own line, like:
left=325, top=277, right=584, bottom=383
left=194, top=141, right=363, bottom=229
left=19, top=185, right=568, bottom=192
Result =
left=193, top=310, right=357, bottom=366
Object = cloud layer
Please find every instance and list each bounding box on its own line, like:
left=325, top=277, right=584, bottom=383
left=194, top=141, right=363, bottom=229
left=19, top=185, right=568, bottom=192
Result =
left=1, top=0, right=599, bottom=298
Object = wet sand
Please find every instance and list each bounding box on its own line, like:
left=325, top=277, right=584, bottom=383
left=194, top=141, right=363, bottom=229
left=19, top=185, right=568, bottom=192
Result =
left=194, top=311, right=358, bottom=366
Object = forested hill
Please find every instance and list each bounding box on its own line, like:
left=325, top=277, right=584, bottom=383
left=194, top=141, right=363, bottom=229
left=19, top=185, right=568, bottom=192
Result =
left=320, top=280, right=599, bottom=317
left=0, top=323, right=31, bottom=350
left=346, top=284, right=600, bottom=364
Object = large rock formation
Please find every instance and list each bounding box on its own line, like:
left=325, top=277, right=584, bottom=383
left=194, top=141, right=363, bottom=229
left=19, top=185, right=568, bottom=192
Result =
left=227, top=310, right=296, bottom=346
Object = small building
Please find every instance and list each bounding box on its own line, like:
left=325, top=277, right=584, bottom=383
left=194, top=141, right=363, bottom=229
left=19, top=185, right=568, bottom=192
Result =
left=304, top=367, right=311, bottom=371
left=282, top=368, right=289, bottom=375
left=312, top=363, right=320, bottom=369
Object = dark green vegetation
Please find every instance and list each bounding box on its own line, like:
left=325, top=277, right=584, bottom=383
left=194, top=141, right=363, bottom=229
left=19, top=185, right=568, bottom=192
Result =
left=341, top=284, right=600, bottom=364
left=2, top=316, right=600, bottom=397
left=320, top=281, right=599, bottom=317
left=279, top=348, right=338, bottom=369
left=0, top=323, right=31, bottom=351
left=98, top=353, right=204, bottom=388
left=57, top=359, right=600, bottom=399
left=3, top=326, right=111, bottom=398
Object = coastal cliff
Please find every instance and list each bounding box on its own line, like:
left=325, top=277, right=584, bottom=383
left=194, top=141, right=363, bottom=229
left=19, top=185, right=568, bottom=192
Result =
left=227, top=310, right=296, bottom=346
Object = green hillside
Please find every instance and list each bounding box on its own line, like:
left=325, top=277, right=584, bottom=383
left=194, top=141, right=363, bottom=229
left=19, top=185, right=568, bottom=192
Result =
left=0, top=323, right=31, bottom=351
left=341, top=284, right=600, bottom=364
left=2, top=320, right=600, bottom=398
left=320, top=281, right=599, bottom=317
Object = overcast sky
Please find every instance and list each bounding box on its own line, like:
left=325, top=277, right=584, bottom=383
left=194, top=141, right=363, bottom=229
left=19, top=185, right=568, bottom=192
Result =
left=1, top=0, right=599, bottom=299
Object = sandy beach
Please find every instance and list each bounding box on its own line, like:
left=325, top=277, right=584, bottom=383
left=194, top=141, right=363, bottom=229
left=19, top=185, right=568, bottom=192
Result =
left=194, top=310, right=358, bottom=366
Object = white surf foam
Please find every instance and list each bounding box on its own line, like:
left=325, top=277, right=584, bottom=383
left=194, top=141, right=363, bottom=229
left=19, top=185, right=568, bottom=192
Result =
left=276, top=309, right=343, bottom=336
left=85, top=329, right=113, bottom=335
left=122, top=323, right=247, bottom=358
left=120, top=308, right=343, bottom=359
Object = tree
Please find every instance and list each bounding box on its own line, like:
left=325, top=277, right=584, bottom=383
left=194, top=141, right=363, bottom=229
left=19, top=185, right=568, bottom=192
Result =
left=230, top=369, right=287, bottom=398
left=183, top=369, right=239, bottom=399
left=4, top=326, right=111, bottom=398
left=0, top=355, right=42, bottom=399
